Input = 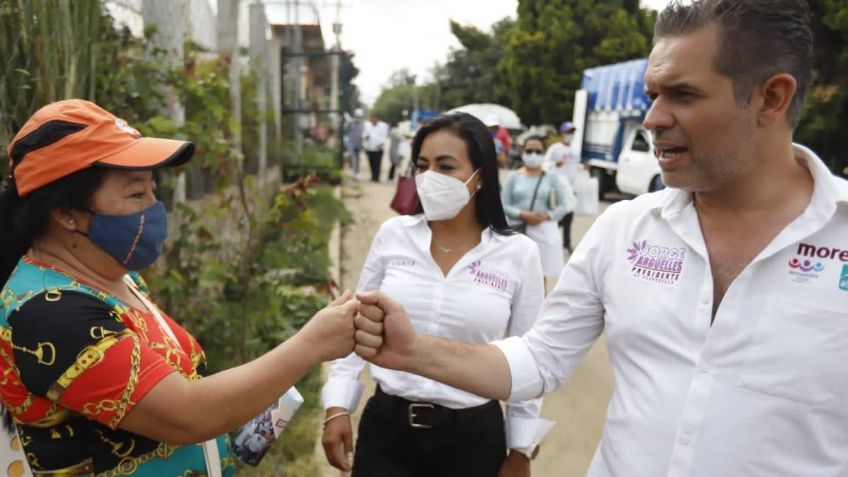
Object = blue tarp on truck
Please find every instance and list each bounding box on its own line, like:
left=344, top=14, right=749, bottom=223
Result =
left=581, top=58, right=651, bottom=113
left=580, top=59, right=651, bottom=162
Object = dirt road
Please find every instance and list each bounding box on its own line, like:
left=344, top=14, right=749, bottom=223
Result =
left=317, top=176, right=614, bottom=477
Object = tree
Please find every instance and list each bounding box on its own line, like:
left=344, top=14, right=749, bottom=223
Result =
left=435, top=18, right=515, bottom=110
left=371, top=68, right=440, bottom=125
left=501, top=0, right=655, bottom=125
left=796, top=0, right=848, bottom=175
left=340, top=50, right=362, bottom=113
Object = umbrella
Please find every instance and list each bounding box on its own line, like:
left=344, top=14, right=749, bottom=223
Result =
left=446, top=103, right=524, bottom=130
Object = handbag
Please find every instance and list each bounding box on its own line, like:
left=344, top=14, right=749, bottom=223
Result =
left=390, top=162, right=420, bottom=215
left=515, top=172, right=546, bottom=234
left=1, top=419, right=32, bottom=477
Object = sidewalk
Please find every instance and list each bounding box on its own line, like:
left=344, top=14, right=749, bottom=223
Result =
left=316, top=165, right=614, bottom=477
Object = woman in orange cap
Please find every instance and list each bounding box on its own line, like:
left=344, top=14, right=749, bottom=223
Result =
left=0, top=100, right=366, bottom=476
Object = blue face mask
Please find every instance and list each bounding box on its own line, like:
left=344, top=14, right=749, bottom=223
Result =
left=78, top=201, right=168, bottom=271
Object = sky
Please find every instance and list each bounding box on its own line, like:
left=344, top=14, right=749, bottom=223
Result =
left=266, top=0, right=672, bottom=106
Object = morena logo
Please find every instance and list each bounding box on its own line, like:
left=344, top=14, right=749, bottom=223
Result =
left=797, top=243, right=848, bottom=262
left=788, top=258, right=825, bottom=273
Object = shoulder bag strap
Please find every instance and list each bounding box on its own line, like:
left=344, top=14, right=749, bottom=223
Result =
left=123, top=277, right=223, bottom=477
left=528, top=172, right=546, bottom=212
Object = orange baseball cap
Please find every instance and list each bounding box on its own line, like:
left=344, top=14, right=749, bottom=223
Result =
left=7, top=99, right=194, bottom=197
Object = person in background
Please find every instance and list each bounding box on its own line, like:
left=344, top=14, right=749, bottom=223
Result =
left=485, top=115, right=509, bottom=170
left=502, top=135, right=571, bottom=286
left=494, top=119, right=512, bottom=156
left=543, top=121, right=580, bottom=254
left=388, top=121, right=405, bottom=181
left=346, top=108, right=366, bottom=180
left=0, top=100, right=364, bottom=476
left=363, top=113, right=390, bottom=183
left=354, top=2, right=848, bottom=476
left=321, top=113, right=551, bottom=477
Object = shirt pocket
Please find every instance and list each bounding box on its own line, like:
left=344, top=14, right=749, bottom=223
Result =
left=737, top=294, right=848, bottom=405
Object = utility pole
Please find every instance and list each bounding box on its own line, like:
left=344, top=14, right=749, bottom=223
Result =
left=330, top=0, right=343, bottom=167
left=293, top=0, right=303, bottom=155
left=142, top=0, right=188, bottom=202
left=249, top=2, right=268, bottom=176
left=217, top=0, right=241, bottom=164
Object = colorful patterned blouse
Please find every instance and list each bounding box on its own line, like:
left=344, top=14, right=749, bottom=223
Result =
left=0, top=257, right=236, bottom=476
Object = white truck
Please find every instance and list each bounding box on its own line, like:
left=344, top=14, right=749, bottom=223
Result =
left=572, top=58, right=663, bottom=197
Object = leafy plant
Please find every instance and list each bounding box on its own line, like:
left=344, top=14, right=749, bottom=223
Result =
left=283, top=144, right=344, bottom=185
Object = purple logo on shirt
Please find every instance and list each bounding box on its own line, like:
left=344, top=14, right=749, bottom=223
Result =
left=469, top=260, right=509, bottom=292
left=788, top=257, right=825, bottom=273
left=626, top=240, right=687, bottom=286
left=787, top=256, right=825, bottom=285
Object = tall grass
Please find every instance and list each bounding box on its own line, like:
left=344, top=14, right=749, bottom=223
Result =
left=0, top=0, right=102, bottom=167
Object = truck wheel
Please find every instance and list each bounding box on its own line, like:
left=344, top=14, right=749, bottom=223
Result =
left=649, top=175, right=665, bottom=192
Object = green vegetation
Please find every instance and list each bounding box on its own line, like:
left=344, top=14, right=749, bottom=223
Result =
left=372, top=0, right=847, bottom=174
left=154, top=178, right=348, bottom=475
left=796, top=0, right=848, bottom=174
left=0, top=2, right=349, bottom=474
left=502, top=0, right=655, bottom=124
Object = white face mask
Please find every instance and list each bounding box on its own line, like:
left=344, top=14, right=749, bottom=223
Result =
left=415, top=169, right=480, bottom=221
left=522, top=153, right=544, bottom=169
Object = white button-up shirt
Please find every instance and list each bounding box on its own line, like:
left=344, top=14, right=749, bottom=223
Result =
left=323, top=215, right=553, bottom=450
left=544, top=141, right=580, bottom=187
left=495, top=145, right=848, bottom=476
left=362, top=120, right=389, bottom=151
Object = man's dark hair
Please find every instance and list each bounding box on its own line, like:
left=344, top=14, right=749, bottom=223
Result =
left=654, top=0, right=813, bottom=128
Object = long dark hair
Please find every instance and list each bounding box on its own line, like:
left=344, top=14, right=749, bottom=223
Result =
left=0, top=168, right=106, bottom=287
left=410, top=112, right=513, bottom=235
left=0, top=167, right=106, bottom=431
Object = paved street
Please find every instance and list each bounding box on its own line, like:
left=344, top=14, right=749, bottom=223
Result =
left=317, top=158, right=616, bottom=477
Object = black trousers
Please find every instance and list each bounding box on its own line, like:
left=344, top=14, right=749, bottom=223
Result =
left=352, top=389, right=506, bottom=477
left=560, top=212, right=574, bottom=250
left=366, top=150, right=383, bottom=182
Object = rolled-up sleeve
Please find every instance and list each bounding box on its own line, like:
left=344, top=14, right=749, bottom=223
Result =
left=321, top=353, right=367, bottom=411
left=502, top=245, right=554, bottom=449
left=492, top=206, right=613, bottom=401
left=322, top=224, right=387, bottom=411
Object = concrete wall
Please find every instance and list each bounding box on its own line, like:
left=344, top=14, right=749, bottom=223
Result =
left=104, top=0, right=217, bottom=51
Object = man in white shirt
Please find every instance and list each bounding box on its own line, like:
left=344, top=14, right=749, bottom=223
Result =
left=544, top=121, right=580, bottom=253
left=352, top=2, right=848, bottom=476
left=362, top=114, right=389, bottom=182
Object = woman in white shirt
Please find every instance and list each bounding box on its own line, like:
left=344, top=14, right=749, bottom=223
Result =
left=321, top=113, right=551, bottom=477
left=502, top=136, right=572, bottom=282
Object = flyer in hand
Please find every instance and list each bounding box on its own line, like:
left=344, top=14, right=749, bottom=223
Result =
left=231, top=387, right=304, bottom=466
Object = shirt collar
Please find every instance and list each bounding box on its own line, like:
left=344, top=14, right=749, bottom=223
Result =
left=654, top=143, right=848, bottom=219
left=405, top=214, right=496, bottom=256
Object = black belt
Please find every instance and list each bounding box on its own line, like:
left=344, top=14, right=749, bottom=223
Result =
left=373, top=386, right=497, bottom=429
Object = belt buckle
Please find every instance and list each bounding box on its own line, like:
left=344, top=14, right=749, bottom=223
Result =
left=408, top=403, right=434, bottom=428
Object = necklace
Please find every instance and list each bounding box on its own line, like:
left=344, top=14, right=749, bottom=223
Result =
left=434, top=237, right=480, bottom=254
